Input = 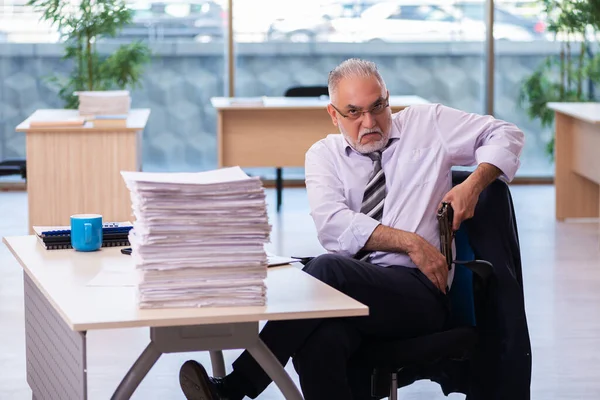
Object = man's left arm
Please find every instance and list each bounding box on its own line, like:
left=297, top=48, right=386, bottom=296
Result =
left=432, top=103, right=525, bottom=230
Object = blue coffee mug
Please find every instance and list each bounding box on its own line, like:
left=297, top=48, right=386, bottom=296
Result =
left=71, top=214, right=103, bottom=252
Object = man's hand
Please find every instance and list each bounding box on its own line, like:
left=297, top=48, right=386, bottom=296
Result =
left=442, top=163, right=504, bottom=231
left=407, top=234, right=448, bottom=293
left=440, top=182, right=479, bottom=231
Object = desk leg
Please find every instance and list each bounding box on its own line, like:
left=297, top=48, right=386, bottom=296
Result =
left=110, top=341, right=162, bottom=400
left=209, top=350, right=226, bottom=377
left=276, top=167, right=283, bottom=212
left=23, top=272, right=87, bottom=400
left=247, top=339, right=303, bottom=400
left=111, top=323, right=303, bottom=400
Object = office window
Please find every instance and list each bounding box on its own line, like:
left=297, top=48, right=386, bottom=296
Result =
left=0, top=0, right=229, bottom=172
left=495, top=0, right=554, bottom=177
left=0, top=0, right=560, bottom=178
left=233, top=0, right=487, bottom=180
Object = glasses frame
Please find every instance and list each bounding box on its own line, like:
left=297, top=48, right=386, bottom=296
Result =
left=330, top=93, right=390, bottom=120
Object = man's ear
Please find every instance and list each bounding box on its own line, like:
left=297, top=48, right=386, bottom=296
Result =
left=327, top=104, right=339, bottom=127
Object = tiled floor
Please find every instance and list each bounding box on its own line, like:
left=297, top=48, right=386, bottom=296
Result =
left=1, top=185, right=599, bottom=399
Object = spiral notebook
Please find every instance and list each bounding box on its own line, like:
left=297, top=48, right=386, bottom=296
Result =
left=33, top=222, right=132, bottom=250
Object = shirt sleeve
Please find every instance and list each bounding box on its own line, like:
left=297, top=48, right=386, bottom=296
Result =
left=431, top=103, right=525, bottom=182
left=305, top=142, right=381, bottom=257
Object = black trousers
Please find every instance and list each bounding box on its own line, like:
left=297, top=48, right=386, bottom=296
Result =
left=231, top=254, right=450, bottom=400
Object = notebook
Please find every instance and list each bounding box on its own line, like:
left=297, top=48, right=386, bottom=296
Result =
left=33, top=222, right=133, bottom=250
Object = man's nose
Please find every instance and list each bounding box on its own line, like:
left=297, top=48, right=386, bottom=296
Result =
left=362, top=111, right=377, bottom=128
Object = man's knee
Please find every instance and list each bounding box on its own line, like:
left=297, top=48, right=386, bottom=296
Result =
left=293, top=319, right=355, bottom=370
left=302, top=253, right=352, bottom=287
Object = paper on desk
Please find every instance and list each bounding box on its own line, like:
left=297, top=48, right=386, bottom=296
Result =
left=266, top=251, right=298, bottom=267
left=121, top=166, right=255, bottom=186
left=86, top=265, right=138, bottom=287
left=120, top=167, right=272, bottom=308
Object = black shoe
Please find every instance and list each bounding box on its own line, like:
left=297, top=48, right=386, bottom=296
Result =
left=179, top=360, right=229, bottom=400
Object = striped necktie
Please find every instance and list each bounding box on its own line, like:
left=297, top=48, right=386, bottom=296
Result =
left=355, top=150, right=386, bottom=261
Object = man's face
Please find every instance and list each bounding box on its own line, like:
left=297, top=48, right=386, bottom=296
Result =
left=327, top=75, right=392, bottom=154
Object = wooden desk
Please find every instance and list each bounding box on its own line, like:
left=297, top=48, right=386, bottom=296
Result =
left=3, top=235, right=367, bottom=399
left=212, top=96, right=430, bottom=168
left=547, top=102, right=600, bottom=220
left=16, top=109, right=150, bottom=233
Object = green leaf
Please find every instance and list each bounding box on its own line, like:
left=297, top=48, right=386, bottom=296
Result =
left=28, top=0, right=151, bottom=107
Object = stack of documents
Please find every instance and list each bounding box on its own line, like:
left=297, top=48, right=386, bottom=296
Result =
left=121, top=167, right=271, bottom=309
left=77, top=90, right=131, bottom=116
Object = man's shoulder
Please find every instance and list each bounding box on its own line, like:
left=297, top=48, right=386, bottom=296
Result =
left=307, top=133, right=345, bottom=155
left=394, top=103, right=441, bottom=120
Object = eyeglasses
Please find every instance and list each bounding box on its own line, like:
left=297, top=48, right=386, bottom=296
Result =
left=330, top=94, right=390, bottom=120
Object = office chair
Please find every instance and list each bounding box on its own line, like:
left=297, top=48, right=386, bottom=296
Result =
left=275, top=85, right=329, bottom=212
left=0, top=158, right=27, bottom=179
left=284, top=86, right=329, bottom=98
left=356, top=170, right=519, bottom=400
left=356, top=227, right=492, bottom=400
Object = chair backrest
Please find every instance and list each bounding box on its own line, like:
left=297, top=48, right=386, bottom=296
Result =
left=284, top=85, right=329, bottom=98
left=447, top=170, right=520, bottom=329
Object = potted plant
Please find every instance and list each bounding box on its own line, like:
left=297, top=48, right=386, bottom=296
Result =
left=518, top=0, right=600, bottom=158
left=27, top=0, right=151, bottom=109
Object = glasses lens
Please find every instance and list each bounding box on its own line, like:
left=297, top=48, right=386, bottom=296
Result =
left=371, top=102, right=387, bottom=114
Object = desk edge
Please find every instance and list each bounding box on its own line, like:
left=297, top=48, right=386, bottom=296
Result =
left=2, top=236, right=78, bottom=331
left=547, top=103, right=600, bottom=124
left=72, top=306, right=370, bottom=331
left=16, top=108, right=152, bottom=132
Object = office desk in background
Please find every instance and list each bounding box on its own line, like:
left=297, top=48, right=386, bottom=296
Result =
left=547, top=102, right=600, bottom=221
left=16, top=109, right=150, bottom=233
left=211, top=96, right=430, bottom=168
left=2, top=235, right=368, bottom=400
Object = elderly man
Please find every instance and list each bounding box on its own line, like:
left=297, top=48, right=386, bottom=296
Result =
left=179, top=58, right=524, bottom=400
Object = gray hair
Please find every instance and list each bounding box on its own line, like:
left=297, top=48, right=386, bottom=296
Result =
left=328, top=58, right=385, bottom=98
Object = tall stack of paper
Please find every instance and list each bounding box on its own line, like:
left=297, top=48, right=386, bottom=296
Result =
left=77, top=90, right=131, bottom=116
left=121, top=167, right=271, bottom=309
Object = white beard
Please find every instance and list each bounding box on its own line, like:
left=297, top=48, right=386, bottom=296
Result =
left=340, top=125, right=390, bottom=154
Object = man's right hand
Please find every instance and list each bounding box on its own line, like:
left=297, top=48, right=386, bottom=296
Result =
left=407, top=234, right=448, bottom=293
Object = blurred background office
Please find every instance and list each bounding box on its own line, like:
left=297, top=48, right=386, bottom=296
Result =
left=0, top=0, right=562, bottom=181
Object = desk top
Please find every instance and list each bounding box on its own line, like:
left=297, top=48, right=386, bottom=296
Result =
left=547, top=102, right=600, bottom=124
left=3, top=235, right=368, bottom=331
left=211, top=95, right=430, bottom=110
left=16, top=108, right=151, bottom=132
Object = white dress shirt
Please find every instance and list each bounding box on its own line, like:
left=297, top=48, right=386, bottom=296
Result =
left=305, top=103, right=525, bottom=287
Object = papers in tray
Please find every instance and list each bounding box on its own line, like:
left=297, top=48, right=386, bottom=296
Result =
left=121, top=166, right=271, bottom=309
left=77, top=90, right=131, bottom=116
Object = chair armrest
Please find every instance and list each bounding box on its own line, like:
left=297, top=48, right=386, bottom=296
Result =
left=454, top=259, right=492, bottom=283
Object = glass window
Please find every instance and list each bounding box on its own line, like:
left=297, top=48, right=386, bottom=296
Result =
left=234, top=0, right=485, bottom=180
left=495, top=0, right=554, bottom=177
left=0, top=0, right=557, bottom=177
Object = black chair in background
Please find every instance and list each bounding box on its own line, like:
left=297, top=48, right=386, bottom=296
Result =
left=277, top=85, right=329, bottom=212
left=284, top=86, right=329, bottom=98
left=0, top=158, right=27, bottom=180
